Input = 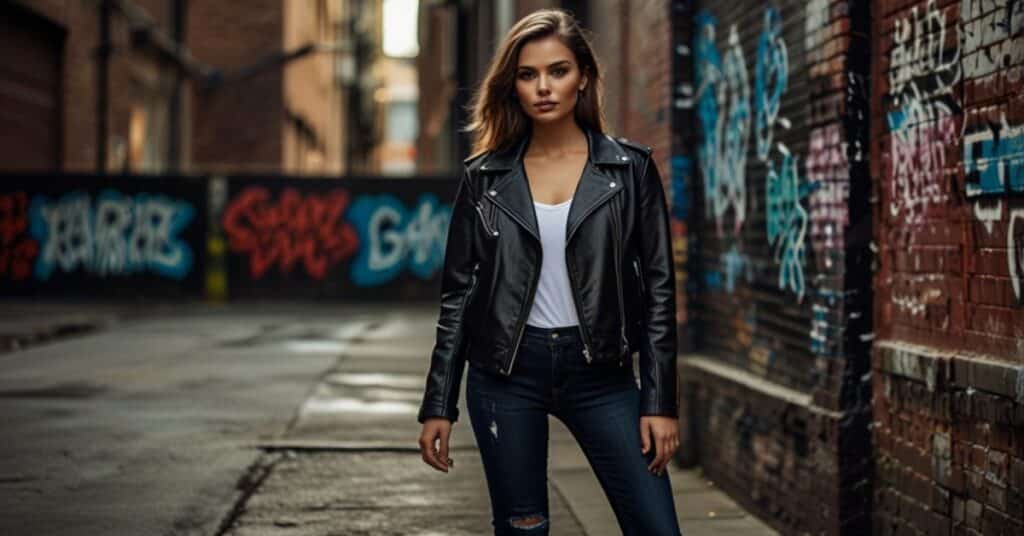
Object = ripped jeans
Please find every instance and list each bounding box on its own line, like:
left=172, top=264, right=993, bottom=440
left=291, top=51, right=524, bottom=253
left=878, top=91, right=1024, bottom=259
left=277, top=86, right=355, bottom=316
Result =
left=466, top=323, right=682, bottom=535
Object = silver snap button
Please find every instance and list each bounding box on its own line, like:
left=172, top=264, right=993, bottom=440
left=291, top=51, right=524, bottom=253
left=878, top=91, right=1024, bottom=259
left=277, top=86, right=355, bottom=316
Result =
left=492, top=230, right=499, bottom=236
left=488, top=190, right=497, bottom=196
left=619, top=155, right=629, bottom=161
left=551, top=332, right=559, bottom=339
left=609, top=181, right=617, bottom=188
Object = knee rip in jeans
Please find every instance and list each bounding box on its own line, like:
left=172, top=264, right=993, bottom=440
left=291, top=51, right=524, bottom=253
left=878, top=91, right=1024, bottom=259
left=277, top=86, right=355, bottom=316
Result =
left=508, top=513, right=548, bottom=530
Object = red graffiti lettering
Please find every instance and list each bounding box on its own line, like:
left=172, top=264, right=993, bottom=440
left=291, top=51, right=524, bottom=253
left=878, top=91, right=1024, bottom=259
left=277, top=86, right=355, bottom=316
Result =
left=222, top=186, right=358, bottom=280
left=0, top=192, right=39, bottom=280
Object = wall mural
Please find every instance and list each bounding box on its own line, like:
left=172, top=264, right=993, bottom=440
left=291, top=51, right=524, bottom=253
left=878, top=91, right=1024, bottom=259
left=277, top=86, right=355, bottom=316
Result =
left=221, top=177, right=456, bottom=299
left=0, top=176, right=207, bottom=297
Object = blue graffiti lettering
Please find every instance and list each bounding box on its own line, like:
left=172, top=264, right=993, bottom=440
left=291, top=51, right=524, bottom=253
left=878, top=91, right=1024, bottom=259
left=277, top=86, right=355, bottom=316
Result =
left=766, top=152, right=810, bottom=302
left=964, top=112, right=1024, bottom=197
left=755, top=8, right=788, bottom=162
left=347, top=193, right=451, bottom=287
left=29, top=189, right=195, bottom=281
left=695, top=11, right=750, bottom=236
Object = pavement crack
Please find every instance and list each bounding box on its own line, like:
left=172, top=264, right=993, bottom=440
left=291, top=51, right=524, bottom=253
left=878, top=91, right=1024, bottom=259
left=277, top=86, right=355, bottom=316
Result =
left=213, top=450, right=285, bottom=536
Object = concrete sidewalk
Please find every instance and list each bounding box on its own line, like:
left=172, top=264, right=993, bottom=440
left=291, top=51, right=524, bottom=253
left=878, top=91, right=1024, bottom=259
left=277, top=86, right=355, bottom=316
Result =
left=228, top=307, right=777, bottom=535
left=0, top=301, right=776, bottom=534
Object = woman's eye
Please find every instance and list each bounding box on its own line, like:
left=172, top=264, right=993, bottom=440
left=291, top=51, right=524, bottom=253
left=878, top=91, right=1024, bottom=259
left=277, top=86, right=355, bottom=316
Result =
left=553, top=68, right=567, bottom=76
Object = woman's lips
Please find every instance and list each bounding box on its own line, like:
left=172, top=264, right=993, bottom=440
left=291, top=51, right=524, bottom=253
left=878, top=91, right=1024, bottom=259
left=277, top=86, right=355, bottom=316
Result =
left=535, top=102, right=557, bottom=111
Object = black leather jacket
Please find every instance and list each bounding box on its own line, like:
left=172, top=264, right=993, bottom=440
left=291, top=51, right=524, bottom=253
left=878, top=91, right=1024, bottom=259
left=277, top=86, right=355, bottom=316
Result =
left=417, top=125, right=678, bottom=424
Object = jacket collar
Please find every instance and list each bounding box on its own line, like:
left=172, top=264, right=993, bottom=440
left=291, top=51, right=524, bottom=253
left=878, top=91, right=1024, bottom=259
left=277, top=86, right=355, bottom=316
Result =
left=476, top=125, right=631, bottom=171
left=475, top=125, right=631, bottom=245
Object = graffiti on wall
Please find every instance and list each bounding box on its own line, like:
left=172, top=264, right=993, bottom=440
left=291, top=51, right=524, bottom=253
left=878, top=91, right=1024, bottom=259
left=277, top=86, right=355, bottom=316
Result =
left=755, top=8, right=807, bottom=302
left=890, top=0, right=961, bottom=98
left=346, top=193, right=451, bottom=287
left=886, top=84, right=958, bottom=222
left=221, top=180, right=456, bottom=294
left=964, top=113, right=1024, bottom=199
left=1011, top=208, right=1024, bottom=301
left=0, top=192, right=39, bottom=281
left=806, top=124, right=849, bottom=269
left=695, top=7, right=809, bottom=301
left=886, top=0, right=961, bottom=223
left=695, top=11, right=750, bottom=237
left=755, top=7, right=789, bottom=162
left=29, top=190, right=196, bottom=280
left=960, top=0, right=1024, bottom=82
left=222, top=186, right=359, bottom=280
left=767, top=151, right=810, bottom=301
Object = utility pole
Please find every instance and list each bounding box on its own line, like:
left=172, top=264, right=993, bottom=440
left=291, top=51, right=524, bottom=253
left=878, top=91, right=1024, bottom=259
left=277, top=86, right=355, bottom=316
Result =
left=97, top=0, right=111, bottom=174
left=168, top=0, right=186, bottom=172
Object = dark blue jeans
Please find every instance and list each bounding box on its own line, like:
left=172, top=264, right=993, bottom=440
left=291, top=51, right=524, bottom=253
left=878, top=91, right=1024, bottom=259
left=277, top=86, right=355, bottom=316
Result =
left=466, top=323, right=682, bottom=535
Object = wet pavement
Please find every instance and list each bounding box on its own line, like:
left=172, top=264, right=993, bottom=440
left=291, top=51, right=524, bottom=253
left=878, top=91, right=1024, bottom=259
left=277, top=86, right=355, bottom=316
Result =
left=0, top=301, right=776, bottom=535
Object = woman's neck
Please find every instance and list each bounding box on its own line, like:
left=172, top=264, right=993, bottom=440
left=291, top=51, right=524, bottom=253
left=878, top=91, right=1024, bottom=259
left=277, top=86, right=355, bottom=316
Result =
left=527, top=118, right=587, bottom=158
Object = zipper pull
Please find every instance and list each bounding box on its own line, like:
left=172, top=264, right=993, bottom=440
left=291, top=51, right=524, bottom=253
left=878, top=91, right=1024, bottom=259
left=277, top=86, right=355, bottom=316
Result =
left=582, top=345, right=592, bottom=362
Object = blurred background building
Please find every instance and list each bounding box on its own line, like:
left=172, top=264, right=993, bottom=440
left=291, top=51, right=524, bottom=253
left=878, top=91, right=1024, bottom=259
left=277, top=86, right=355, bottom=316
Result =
left=2, top=2, right=1023, bottom=536
left=0, top=0, right=417, bottom=176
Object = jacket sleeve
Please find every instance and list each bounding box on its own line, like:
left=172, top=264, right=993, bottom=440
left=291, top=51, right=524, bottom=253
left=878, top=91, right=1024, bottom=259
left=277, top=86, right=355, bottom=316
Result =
left=417, top=167, right=478, bottom=424
left=635, top=150, right=679, bottom=418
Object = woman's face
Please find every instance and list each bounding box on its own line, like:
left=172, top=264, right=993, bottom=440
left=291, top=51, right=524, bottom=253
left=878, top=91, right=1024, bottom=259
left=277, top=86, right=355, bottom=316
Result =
left=514, top=35, right=587, bottom=124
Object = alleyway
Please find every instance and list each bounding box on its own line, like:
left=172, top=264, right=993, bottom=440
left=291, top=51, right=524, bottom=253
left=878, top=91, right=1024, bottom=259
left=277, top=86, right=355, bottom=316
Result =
left=0, top=302, right=775, bottom=535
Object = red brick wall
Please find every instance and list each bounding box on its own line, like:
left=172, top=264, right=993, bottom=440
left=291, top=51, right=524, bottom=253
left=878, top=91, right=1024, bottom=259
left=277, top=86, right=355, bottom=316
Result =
left=188, top=0, right=284, bottom=173
left=872, top=0, right=1024, bottom=534
left=12, top=0, right=181, bottom=172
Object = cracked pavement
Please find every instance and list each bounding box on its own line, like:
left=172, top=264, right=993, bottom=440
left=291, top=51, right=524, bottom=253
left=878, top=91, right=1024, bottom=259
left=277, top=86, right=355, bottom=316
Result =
left=0, top=301, right=774, bottom=535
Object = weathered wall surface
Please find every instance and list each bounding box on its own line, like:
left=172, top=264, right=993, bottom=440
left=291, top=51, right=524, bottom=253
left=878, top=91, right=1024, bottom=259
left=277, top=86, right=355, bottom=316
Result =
left=871, top=0, right=1024, bottom=534
left=677, top=0, right=875, bottom=533
left=0, top=173, right=457, bottom=301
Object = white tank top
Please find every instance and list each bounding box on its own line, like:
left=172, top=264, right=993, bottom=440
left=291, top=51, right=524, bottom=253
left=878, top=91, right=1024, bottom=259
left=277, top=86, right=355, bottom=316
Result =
left=525, top=197, right=581, bottom=328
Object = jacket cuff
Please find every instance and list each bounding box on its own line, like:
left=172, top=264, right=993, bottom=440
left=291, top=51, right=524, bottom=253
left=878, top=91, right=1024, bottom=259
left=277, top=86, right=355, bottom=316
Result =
left=417, top=403, right=459, bottom=424
left=639, top=405, right=679, bottom=419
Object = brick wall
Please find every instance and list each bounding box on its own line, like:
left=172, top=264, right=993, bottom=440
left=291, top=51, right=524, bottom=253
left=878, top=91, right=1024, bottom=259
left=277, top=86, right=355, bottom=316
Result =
left=13, top=0, right=183, bottom=172
left=872, top=0, right=1024, bottom=534
left=188, top=0, right=284, bottom=173
left=677, top=0, right=874, bottom=533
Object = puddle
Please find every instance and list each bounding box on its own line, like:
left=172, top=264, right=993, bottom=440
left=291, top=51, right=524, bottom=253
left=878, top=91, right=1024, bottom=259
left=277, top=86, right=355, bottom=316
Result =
left=323, top=372, right=421, bottom=388
left=300, top=397, right=418, bottom=415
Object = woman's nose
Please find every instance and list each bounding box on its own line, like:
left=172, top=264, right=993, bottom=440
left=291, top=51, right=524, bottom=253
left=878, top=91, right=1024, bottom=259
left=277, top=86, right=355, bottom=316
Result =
left=536, top=75, right=550, bottom=93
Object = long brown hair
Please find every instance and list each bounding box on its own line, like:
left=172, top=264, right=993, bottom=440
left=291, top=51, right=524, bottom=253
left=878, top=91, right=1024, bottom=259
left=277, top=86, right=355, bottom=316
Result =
left=462, top=8, right=608, bottom=160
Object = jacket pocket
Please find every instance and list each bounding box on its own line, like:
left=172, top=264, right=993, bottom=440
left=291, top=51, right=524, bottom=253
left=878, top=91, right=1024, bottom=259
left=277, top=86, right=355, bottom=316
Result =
left=474, top=201, right=499, bottom=238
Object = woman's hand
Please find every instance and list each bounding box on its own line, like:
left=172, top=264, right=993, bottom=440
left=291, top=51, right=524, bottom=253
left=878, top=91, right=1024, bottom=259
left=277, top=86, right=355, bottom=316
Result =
left=640, top=415, right=679, bottom=475
left=419, top=417, right=454, bottom=472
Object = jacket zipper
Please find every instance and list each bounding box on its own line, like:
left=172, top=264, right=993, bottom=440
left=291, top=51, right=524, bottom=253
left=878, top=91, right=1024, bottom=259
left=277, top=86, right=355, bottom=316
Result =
left=502, top=245, right=541, bottom=375
left=566, top=255, right=595, bottom=363
left=611, top=205, right=628, bottom=359
left=474, top=202, right=499, bottom=237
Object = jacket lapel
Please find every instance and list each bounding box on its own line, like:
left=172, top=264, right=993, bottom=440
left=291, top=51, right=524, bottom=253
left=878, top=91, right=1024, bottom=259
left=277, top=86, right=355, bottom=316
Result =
left=478, top=126, right=631, bottom=246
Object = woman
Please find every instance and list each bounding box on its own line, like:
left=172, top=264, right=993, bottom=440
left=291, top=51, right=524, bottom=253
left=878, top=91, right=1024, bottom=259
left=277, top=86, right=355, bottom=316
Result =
left=416, top=8, right=681, bottom=535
